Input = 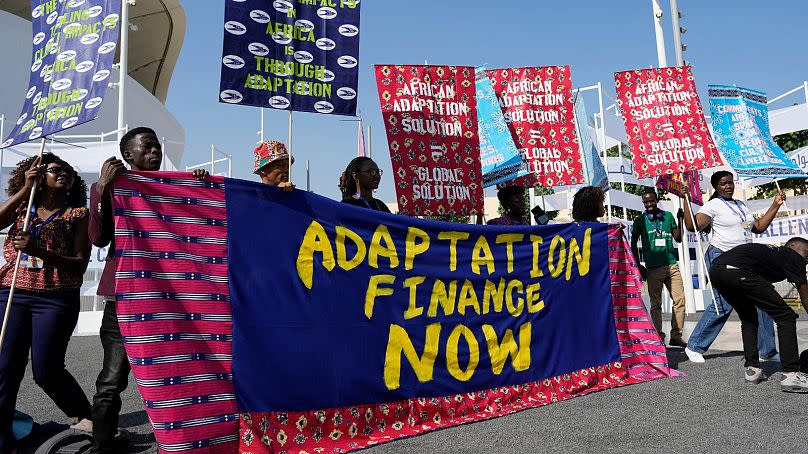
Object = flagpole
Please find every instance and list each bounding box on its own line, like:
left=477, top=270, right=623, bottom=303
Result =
left=367, top=124, right=372, bottom=159
left=117, top=0, right=131, bottom=142
left=685, top=193, right=719, bottom=315
left=596, top=82, right=612, bottom=222
left=0, top=138, right=46, bottom=353
left=260, top=109, right=265, bottom=142
left=288, top=110, right=293, bottom=184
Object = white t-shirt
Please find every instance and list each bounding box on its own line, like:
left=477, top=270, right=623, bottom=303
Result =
left=698, top=198, right=752, bottom=252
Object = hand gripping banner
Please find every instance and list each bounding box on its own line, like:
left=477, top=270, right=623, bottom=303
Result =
left=112, top=173, right=679, bottom=453
left=708, top=85, right=805, bottom=178
left=375, top=65, right=484, bottom=216
left=614, top=66, right=722, bottom=178
left=486, top=66, right=583, bottom=187
left=1, top=0, right=121, bottom=148
left=219, top=0, right=361, bottom=116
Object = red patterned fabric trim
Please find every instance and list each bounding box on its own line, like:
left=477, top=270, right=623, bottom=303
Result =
left=238, top=226, right=680, bottom=453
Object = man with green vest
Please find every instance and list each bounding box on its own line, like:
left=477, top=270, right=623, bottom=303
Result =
left=631, top=189, right=687, bottom=348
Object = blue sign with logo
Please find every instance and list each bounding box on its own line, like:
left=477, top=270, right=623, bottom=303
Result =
left=1, top=0, right=121, bottom=149
left=475, top=67, right=529, bottom=187
left=219, top=0, right=361, bottom=116
left=709, top=85, right=804, bottom=178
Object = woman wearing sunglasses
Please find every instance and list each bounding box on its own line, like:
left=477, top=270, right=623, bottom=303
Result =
left=0, top=153, right=92, bottom=452
left=339, top=157, right=391, bottom=213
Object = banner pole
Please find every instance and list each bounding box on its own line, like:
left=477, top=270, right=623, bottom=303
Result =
left=774, top=180, right=791, bottom=213
left=0, top=138, right=46, bottom=354
left=367, top=124, right=372, bottom=159
left=117, top=0, right=130, bottom=142
left=288, top=110, right=293, bottom=184
left=260, top=109, right=265, bottom=143
left=0, top=114, right=5, bottom=193
left=685, top=193, right=720, bottom=315
left=596, top=82, right=612, bottom=222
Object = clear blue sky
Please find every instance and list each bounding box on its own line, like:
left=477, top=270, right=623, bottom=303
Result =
left=167, top=1, right=808, bottom=202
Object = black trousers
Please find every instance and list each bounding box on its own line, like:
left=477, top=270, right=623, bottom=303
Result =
left=0, top=288, right=91, bottom=454
left=92, top=300, right=131, bottom=452
left=710, top=265, right=800, bottom=372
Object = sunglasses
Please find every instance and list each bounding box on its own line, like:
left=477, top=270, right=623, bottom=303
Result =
left=360, top=168, right=383, bottom=177
left=45, top=167, right=71, bottom=175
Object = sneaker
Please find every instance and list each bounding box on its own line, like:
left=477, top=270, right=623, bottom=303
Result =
left=744, top=366, right=766, bottom=384
left=685, top=347, right=705, bottom=363
left=669, top=338, right=688, bottom=348
left=759, top=353, right=781, bottom=363
left=780, top=372, right=808, bottom=393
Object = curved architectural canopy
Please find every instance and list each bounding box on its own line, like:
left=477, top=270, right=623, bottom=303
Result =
left=0, top=0, right=185, bottom=104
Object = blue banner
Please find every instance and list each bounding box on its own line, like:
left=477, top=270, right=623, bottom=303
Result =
left=227, top=181, right=618, bottom=412
left=219, top=0, right=360, bottom=116
left=1, top=0, right=121, bottom=148
left=708, top=85, right=804, bottom=178
left=573, top=94, right=609, bottom=192
left=475, top=67, right=529, bottom=187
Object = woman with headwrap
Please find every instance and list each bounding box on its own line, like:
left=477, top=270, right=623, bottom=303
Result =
left=681, top=170, right=786, bottom=364
left=339, top=157, right=390, bottom=212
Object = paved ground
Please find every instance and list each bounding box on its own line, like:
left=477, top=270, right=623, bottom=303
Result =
left=14, top=318, right=808, bottom=453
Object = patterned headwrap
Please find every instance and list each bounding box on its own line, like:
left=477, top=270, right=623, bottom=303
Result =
left=253, top=141, right=292, bottom=174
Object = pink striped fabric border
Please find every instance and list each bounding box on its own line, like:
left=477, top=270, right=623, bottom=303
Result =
left=114, top=172, right=238, bottom=453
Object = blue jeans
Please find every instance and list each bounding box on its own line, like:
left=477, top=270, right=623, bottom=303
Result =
left=687, top=245, right=778, bottom=356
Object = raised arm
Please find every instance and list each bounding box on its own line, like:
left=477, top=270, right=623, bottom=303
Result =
left=0, top=157, right=41, bottom=230
left=751, top=192, right=785, bottom=234
left=680, top=200, right=711, bottom=232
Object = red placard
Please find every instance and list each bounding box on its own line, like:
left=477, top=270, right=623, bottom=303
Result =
left=486, top=66, right=583, bottom=187
left=615, top=66, right=722, bottom=178
left=375, top=65, right=483, bottom=216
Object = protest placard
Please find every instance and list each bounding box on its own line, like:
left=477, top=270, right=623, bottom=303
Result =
left=486, top=66, right=583, bottom=186
left=709, top=85, right=804, bottom=178
left=1, top=0, right=121, bottom=148
left=614, top=66, right=722, bottom=178
left=375, top=65, right=484, bottom=216
left=219, top=0, right=360, bottom=116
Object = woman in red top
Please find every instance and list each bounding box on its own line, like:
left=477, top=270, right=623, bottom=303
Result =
left=0, top=153, right=92, bottom=452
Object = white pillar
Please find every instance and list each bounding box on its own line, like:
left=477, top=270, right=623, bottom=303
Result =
left=651, top=0, right=668, bottom=67
left=117, top=0, right=131, bottom=141
left=669, top=0, right=685, bottom=66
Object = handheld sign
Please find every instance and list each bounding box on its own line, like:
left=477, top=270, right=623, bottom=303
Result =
left=219, top=0, right=361, bottom=116
left=1, top=0, right=121, bottom=148
left=614, top=66, right=722, bottom=178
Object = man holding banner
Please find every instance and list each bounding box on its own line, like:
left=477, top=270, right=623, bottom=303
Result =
left=631, top=190, right=687, bottom=348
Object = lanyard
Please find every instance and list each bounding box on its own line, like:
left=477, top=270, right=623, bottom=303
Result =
left=28, top=202, right=68, bottom=239
left=718, top=197, right=747, bottom=223
left=645, top=211, right=665, bottom=235
left=355, top=194, right=376, bottom=210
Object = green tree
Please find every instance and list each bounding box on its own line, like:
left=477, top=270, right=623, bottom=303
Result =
left=752, top=130, right=808, bottom=199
